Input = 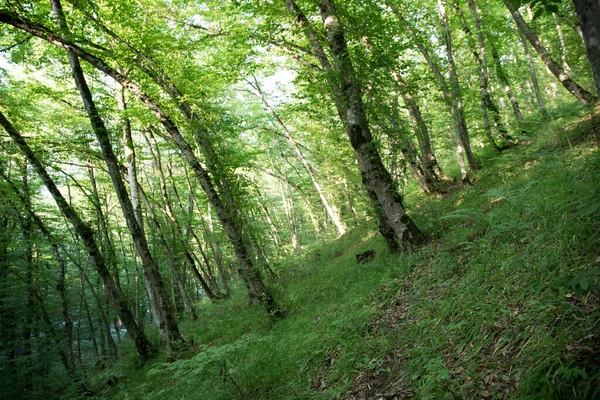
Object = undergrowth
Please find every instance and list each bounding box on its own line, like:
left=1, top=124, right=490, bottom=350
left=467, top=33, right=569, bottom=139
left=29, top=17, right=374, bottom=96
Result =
left=79, top=105, right=599, bottom=399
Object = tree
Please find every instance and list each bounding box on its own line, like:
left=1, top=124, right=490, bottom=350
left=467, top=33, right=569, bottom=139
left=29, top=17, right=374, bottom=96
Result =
left=572, top=0, right=600, bottom=97
left=283, top=0, right=424, bottom=251
left=504, top=0, right=597, bottom=104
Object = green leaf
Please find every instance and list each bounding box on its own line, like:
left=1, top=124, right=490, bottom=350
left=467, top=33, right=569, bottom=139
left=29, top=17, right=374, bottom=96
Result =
left=579, top=277, right=590, bottom=291
left=578, top=200, right=600, bottom=216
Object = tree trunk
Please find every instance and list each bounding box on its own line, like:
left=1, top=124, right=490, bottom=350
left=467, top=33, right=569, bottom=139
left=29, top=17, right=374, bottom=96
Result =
left=438, top=0, right=478, bottom=176
left=460, top=0, right=512, bottom=148
left=50, top=0, right=183, bottom=352
left=504, top=0, right=597, bottom=104
left=1, top=170, right=77, bottom=371
left=572, top=0, right=600, bottom=97
left=318, top=0, right=424, bottom=251
left=388, top=1, right=476, bottom=179
left=138, top=190, right=198, bottom=319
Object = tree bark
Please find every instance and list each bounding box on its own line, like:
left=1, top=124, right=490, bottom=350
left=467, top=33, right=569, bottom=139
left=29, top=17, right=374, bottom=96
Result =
left=317, top=0, right=424, bottom=251
left=283, top=0, right=408, bottom=251
left=438, top=0, right=479, bottom=176
left=572, top=0, right=600, bottom=98
left=50, top=0, right=184, bottom=351
left=459, top=0, right=512, bottom=148
left=388, top=1, right=476, bottom=179
left=504, top=0, right=597, bottom=104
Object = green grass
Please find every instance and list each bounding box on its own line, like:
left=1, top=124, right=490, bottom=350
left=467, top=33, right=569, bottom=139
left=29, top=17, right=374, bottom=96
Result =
left=82, top=105, right=600, bottom=399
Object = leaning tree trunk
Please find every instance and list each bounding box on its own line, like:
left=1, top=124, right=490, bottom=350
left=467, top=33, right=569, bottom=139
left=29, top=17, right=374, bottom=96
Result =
left=0, top=110, right=154, bottom=362
left=504, top=0, right=597, bottom=104
left=318, top=0, right=424, bottom=251
left=1, top=172, right=76, bottom=371
left=572, top=0, right=600, bottom=98
left=50, top=0, right=183, bottom=351
left=457, top=0, right=509, bottom=149
left=284, top=0, right=407, bottom=251
left=393, top=80, right=450, bottom=190
left=388, top=1, right=475, bottom=180
left=438, top=0, right=479, bottom=176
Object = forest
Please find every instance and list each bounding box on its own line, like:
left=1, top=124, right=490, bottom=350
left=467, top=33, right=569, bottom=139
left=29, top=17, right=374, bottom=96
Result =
left=0, top=0, right=599, bottom=398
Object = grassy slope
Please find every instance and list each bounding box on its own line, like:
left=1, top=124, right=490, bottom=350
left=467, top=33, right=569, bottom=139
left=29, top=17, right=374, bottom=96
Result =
left=91, top=106, right=600, bottom=399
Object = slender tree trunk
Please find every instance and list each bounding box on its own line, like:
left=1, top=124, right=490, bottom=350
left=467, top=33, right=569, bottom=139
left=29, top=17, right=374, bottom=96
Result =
left=388, top=1, right=476, bottom=179
left=504, top=0, right=597, bottom=104
left=250, top=77, right=347, bottom=235
left=572, top=0, right=600, bottom=97
left=462, top=0, right=512, bottom=147
left=118, top=86, right=144, bottom=230
left=0, top=110, right=154, bottom=362
left=204, top=204, right=231, bottom=295
left=553, top=13, right=571, bottom=72
left=284, top=0, right=418, bottom=251
left=138, top=190, right=198, bottom=319
left=438, top=0, right=479, bottom=175
left=274, top=147, right=299, bottom=251
left=50, top=0, right=183, bottom=351
left=489, top=37, right=532, bottom=122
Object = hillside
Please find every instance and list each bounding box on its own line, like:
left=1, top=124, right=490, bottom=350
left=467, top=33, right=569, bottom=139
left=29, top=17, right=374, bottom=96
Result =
left=71, top=107, right=600, bottom=399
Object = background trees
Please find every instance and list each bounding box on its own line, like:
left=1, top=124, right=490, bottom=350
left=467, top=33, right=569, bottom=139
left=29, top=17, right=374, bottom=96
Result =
left=0, top=0, right=597, bottom=395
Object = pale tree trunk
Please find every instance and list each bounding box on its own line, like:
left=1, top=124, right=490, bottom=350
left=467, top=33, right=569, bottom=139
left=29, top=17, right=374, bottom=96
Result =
left=388, top=1, right=476, bottom=179
left=249, top=76, right=346, bottom=235
left=0, top=7, right=281, bottom=317
left=273, top=146, right=299, bottom=251
left=504, top=0, right=597, bottom=104
left=141, top=134, right=226, bottom=301
left=438, top=0, right=478, bottom=176
left=118, top=87, right=144, bottom=230
left=87, top=165, right=120, bottom=291
left=489, top=37, right=532, bottom=122
left=518, top=31, right=549, bottom=118
left=80, top=10, right=279, bottom=303
left=204, top=201, right=231, bottom=296
left=138, top=189, right=198, bottom=319
left=0, top=109, right=154, bottom=362
left=257, top=193, right=282, bottom=250
left=572, top=0, right=600, bottom=98
left=459, top=0, right=511, bottom=149
left=390, top=79, right=450, bottom=191
left=553, top=13, right=571, bottom=72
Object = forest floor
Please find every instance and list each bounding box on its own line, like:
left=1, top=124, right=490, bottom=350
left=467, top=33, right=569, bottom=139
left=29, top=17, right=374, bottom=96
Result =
left=76, top=105, right=600, bottom=399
